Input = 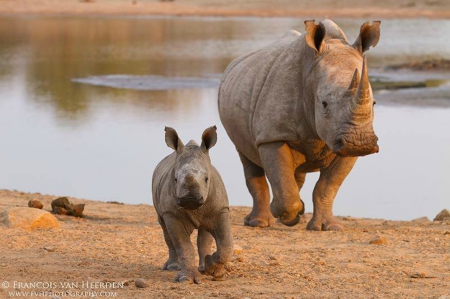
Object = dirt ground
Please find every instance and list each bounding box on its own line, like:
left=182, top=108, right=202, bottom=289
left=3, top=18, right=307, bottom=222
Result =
left=0, top=190, right=449, bottom=299
left=1, top=0, right=450, bottom=18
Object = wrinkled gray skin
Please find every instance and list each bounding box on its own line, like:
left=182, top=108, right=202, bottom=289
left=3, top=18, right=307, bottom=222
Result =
left=152, top=126, right=233, bottom=284
left=219, top=19, right=381, bottom=230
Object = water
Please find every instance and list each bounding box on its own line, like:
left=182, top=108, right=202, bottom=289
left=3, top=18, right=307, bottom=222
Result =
left=1, top=16, right=450, bottom=220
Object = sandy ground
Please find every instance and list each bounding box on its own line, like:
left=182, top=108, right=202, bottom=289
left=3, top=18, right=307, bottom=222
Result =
left=0, top=190, right=449, bottom=299
left=0, top=0, right=450, bottom=18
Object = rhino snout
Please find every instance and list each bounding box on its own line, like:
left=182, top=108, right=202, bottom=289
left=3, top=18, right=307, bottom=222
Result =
left=177, top=196, right=205, bottom=210
left=333, top=134, right=379, bottom=157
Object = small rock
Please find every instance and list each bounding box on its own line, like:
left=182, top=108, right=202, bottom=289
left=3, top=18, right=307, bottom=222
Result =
left=411, top=272, right=436, bottom=278
left=1, top=207, right=60, bottom=230
left=269, top=255, right=278, bottom=261
left=122, top=279, right=133, bottom=286
left=44, top=246, right=56, bottom=252
left=434, top=209, right=450, bottom=221
left=53, top=206, right=68, bottom=215
left=412, top=216, right=430, bottom=223
left=135, top=278, right=149, bottom=288
left=51, top=197, right=85, bottom=217
left=369, top=235, right=387, bottom=245
left=28, top=200, right=43, bottom=209
left=233, top=244, right=243, bottom=255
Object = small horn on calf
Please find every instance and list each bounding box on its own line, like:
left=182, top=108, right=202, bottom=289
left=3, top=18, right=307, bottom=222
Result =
left=355, top=57, right=371, bottom=106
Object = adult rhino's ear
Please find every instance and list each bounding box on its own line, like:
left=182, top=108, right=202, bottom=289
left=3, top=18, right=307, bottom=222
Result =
left=165, top=126, right=184, bottom=152
left=201, top=125, right=217, bottom=152
left=304, top=20, right=326, bottom=54
left=353, top=21, right=381, bottom=53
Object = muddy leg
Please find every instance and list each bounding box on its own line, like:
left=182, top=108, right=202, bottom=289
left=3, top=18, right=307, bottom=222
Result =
left=238, top=152, right=274, bottom=227
left=259, top=142, right=304, bottom=226
left=158, top=215, right=180, bottom=271
left=307, top=156, right=357, bottom=231
left=294, top=169, right=307, bottom=222
left=197, top=228, right=214, bottom=272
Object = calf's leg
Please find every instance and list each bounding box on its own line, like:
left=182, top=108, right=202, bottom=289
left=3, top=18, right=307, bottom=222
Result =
left=163, top=215, right=201, bottom=284
left=158, top=215, right=180, bottom=271
left=204, top=211, right=233, bottom=280
left=197, top=228, right=214, bottom=272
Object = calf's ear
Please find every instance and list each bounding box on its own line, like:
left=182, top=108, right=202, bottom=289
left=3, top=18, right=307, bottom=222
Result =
left=304, top=20, right=326, bottom=54
left=353, top=21, right=381, bottom=53
left=201, top=125, right=217, bottom=152
left=165, top=127, right=184, bottom=152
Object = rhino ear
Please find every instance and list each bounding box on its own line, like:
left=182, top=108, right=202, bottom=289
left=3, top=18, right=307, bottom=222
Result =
left=201, top=125, right=217, bottom=152
left=165, top=126, right=184, bottom=152
left=353, top=21, right=381, bottom=53
left=304, top=20, right=326, bottom=54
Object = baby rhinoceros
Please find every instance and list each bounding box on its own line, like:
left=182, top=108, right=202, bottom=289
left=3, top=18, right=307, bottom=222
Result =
left=152, top=126, right=233, bottom=284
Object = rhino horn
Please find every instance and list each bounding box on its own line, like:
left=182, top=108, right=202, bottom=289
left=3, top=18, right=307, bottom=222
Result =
left=347, top=68, right=360, bottom=93
left=355, top=57, right=371, bottom=106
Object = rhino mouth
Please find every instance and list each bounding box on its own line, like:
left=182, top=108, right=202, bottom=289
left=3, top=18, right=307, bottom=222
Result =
left=177, top=196, right=205, bottom=210
left=333, top=135, right=379, bottom=157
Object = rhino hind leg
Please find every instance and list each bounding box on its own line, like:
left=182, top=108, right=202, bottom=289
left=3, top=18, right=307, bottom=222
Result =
left=294, top=169, right=307, bottom=223
left=197, top=228, right=214, bottom=272
left=238, top=152, right=275, bottom=228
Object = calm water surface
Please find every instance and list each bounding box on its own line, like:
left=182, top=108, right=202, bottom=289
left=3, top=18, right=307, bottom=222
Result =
left=1, top=16, right=450, bottom=220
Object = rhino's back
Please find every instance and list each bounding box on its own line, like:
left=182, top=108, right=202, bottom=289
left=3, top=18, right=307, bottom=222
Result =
left=218, top=30, right=307, bottom=165
left=152, top=152, right=176, bottom=215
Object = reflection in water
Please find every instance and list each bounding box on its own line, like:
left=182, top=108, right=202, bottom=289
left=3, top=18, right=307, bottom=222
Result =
left=1, top=16, right=450, bottom=220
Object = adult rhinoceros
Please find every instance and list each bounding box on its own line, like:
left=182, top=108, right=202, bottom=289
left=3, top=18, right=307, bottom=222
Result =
left=218, top=19, right=380, bottom=230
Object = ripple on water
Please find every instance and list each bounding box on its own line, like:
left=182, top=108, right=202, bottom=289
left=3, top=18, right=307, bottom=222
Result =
left=72, top=75, right=221, bottom=91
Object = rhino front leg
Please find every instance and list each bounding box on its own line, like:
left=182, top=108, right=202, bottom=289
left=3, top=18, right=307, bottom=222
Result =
left=197, top=228, right=214, bottom=272
left=259, top=142, right=304, bottom=226
left=238, top=152, right=274, bottom=227
left=307, top=156, right=357, bottom=231
left=158, top=215, right=180, bottom=271
left=204, top=211, right=233, bottom=281
left=163, top=215, right=202, bottom=284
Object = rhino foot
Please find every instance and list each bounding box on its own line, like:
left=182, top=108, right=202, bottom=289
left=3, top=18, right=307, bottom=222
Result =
left=306, top=216, right=343, bottom=231
left=270, top=199, right=304, bottom=227
left=204, top=254, right=227, bottom=281
left=244, top=213, right=274, bottom=228
left=162, top=259, right=181, bottom=271
left=174, top=269, right=202, bottom=284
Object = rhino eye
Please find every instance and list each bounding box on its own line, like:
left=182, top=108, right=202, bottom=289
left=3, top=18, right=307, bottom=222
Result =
left=373, top=100, right=377, bottom=106
left=322, top=101, right=328, bottom=108
left=174, top=178, right=178, bottom=183
left=205, top=177, right=209, bottom=184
